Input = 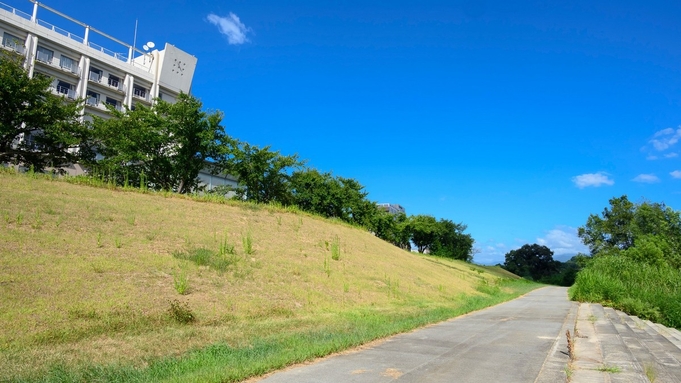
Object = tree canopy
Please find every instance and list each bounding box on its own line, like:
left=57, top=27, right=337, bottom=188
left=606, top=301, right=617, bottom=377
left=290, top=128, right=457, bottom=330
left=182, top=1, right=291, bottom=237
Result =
left=89, top=93, right=228, bottom=193
left=223, top=142, right=302, bottom=204
left=503, top=244, right=559, bottom=281
left=0, top=52, right=92, bottom=171
left=577, top=195, right=681, bottom=268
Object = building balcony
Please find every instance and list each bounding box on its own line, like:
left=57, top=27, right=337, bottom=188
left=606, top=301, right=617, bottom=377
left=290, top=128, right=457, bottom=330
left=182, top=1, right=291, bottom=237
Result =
left=36, top=51, right=53, bottom=65
left=107, top=78, right=125, bottom=92
left=1, top=40, right=24, bottom=54
left=59, top=61, right=79, bottom=75
left=55, top=85, right=76, bottom=100
left=88, top=71, right=102, bottom=83
left=133, top=87, right=149, bottom=102
left=85, top=96, right=99, bottom=106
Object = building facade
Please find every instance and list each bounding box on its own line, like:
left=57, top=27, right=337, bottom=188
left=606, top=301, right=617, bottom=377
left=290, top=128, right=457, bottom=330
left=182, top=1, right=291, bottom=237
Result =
left=1, top=0, right=197, bottom=121
left=1, top=1, right=237, bottom=191
left=377, top=203, right=406, bottom=215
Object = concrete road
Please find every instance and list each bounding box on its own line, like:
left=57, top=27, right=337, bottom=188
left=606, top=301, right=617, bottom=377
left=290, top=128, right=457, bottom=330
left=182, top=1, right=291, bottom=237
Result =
left=258, top=287, right=573, bottom=383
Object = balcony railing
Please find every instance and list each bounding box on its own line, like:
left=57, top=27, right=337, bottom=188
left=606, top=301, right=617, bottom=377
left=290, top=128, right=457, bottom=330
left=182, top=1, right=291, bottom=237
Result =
left=88, top=71, right=102, bottom=82
left=107, top=78, right=125, bottom=92
left=56, top=85, right=76, bottom=100
left=36, top=51, right=52, bottom=64
left=86, top=96, right=99, bottom=106
left=59, top=61, right=78, bottom=74
left=133, top=88, right=148, bottom=101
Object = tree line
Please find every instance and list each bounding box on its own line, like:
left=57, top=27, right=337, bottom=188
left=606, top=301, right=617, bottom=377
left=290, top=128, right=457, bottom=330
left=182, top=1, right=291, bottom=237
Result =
left=0, top=52, right=474, bottom=261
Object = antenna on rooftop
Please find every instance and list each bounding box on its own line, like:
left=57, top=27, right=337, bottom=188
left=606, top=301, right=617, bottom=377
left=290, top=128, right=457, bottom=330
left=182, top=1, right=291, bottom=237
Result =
left=133, top=19, right=138, bottom=58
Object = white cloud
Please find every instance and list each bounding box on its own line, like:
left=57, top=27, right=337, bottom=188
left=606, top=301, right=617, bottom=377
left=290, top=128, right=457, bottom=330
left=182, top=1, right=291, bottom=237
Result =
left=649, top=127, right=681, bottom=151
left=474, top=241, right=509, bottom=265
left=671, top=170, right=681, bottom=179
left=536, top=226, right=588, bottom=261
left=572, top=172, right=614, bottom=188
left=632, top=173, right=660, bottom=184
left=207, top=13, right=251, bottom=45
left=665, top=152, right=679, bottom=158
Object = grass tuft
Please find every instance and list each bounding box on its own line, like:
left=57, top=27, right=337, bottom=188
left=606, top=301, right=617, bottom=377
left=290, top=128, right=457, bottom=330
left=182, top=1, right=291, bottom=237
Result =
left=168, top=299, right=195, bottom=324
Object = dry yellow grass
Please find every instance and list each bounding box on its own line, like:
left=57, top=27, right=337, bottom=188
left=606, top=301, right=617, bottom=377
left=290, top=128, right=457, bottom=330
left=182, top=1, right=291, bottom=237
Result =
left=0, top=172, right=516, bottom=378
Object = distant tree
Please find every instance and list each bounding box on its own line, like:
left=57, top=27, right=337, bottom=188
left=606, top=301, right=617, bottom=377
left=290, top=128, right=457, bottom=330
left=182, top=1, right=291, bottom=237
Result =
left=89, top=93, right=227, bottom=193
left=409, top=215, right=439, bottom=253
left=577, top=195, right=681, bottom=267
left=369, top=210, right=411, bottom=250
left=0, top=52, right=92, bottom=171
left=430, top=219, right=474, bottom=262
left=223, top=142, right=302, bottom=204
left=503, top=244, right=559, bottom=280
left=290, top=168, right=379, bottom=226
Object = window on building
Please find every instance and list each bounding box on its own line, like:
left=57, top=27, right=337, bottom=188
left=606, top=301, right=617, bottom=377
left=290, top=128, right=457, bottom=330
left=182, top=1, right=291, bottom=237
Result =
left=133, top=85, right=147, bottom=99
left=59, top=55, right=77, bottom=73
left=89, top=67, right=102, bottom=82
left=86, top=90, right=100, bottom=106
left=2, top=32, right=23, bottom=53
left=108, top=74, right=120, bottom=88
left=36, top=46, right=53, bottom=64
left=105, top=97, right=119, bottom=110
left=56, top=80, right=75, bottom=99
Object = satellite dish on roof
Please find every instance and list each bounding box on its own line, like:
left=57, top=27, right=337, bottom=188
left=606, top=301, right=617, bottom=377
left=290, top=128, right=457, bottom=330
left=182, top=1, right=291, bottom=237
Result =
left=143, top=44, right=149, bottom=51
left=147, top=41, right=155, bottom=49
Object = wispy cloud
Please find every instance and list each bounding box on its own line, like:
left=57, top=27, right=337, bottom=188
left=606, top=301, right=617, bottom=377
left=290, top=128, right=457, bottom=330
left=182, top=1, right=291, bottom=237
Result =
left=671, top=170, right=681, bottom=179
left=645, top=127, right=681, bottom=159
left=572, top=172, right=614, bottom=188
left=536, top=226, right=588, bottom=261
left=207, top=13, right=251, bottom=45
left=650, top=127, right=681, bottom=151
left=632, top=173, right=660, bottom=184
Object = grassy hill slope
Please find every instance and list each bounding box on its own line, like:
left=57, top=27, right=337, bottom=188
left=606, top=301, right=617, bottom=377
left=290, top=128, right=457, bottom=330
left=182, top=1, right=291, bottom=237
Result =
left=0, top=171, right=536, bottom=382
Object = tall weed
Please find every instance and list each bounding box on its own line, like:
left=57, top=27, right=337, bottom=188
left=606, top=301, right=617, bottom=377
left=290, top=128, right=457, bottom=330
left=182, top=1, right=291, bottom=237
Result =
left=570, top=256, right=681, bottom=328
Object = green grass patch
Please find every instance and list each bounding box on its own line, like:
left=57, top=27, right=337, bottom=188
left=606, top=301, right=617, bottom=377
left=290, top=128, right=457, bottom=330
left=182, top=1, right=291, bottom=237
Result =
left=0, top=170, right=541, bottom=381
left=570, top=255, right=681, bottom=329
left=7, top=280, right=536, bottom=383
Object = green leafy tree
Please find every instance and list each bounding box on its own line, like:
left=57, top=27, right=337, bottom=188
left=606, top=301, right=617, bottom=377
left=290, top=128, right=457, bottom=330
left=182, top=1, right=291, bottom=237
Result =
left=223, top=142, right=302, bottom=204
left=90, top=93, right=227, bottom=193
left=0, top=52, right=92, bottom=171
left=289, top=168, right=379, bottom=226
left=409, top=214, right=440, bottom=253
left=503, top=244, right=559, bottom=280
left=577, top=195, right=681, bottom=267
left=369, top=210, right=411, bottom=249
left=430, top=219, right=474, bottom=262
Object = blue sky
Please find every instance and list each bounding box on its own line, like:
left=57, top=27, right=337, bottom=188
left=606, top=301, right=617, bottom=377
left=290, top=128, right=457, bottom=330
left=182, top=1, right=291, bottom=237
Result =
left=24, top=0, right=681, bottom=264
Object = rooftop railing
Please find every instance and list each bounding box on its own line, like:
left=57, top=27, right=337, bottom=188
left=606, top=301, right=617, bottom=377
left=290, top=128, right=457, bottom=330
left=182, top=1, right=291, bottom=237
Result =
left=0, top=1, right=148, bottom=67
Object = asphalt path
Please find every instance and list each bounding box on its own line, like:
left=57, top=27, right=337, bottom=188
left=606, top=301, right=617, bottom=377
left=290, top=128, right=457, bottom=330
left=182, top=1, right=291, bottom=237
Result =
left=257, top=286, right=573, bottom=383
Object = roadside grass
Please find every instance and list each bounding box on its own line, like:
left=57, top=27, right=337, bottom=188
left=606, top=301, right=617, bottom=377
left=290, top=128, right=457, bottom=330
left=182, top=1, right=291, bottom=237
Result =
left=569, top=255, right=681, bottom=329
left=7, top=280, right=536, bottom=383
left=0, top=170, right=537, bottom=381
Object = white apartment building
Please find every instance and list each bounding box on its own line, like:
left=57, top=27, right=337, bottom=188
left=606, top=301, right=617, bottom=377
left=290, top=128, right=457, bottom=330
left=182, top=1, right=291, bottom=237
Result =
left=0, top=0, right=197, bottom=120
left=377, top=203, right=406, bottom=215
left=1, top=1, right=238, bottom=191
